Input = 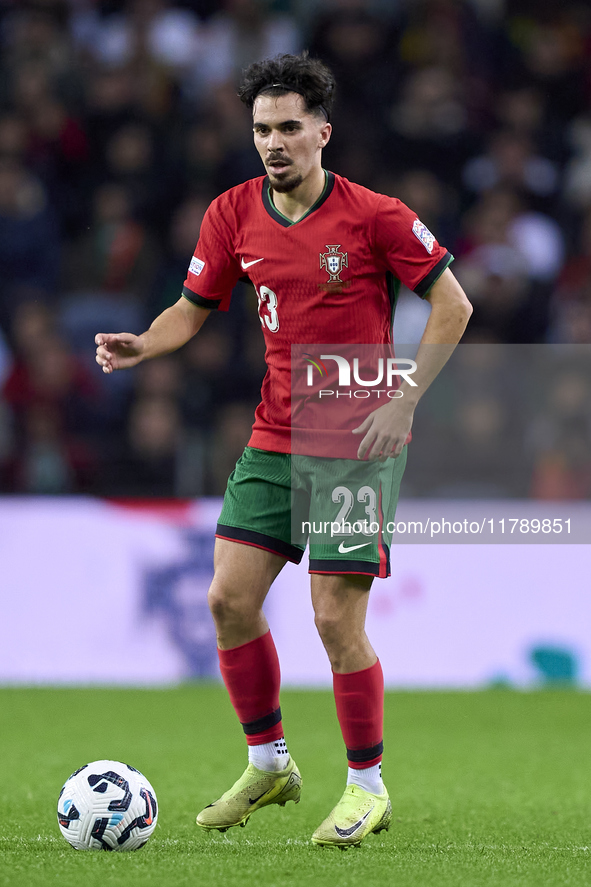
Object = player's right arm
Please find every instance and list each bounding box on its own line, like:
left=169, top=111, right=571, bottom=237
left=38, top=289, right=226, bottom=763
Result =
left=95, top=297, right=211, bottom=374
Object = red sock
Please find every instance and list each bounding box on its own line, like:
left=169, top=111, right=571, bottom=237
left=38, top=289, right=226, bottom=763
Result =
left=218, top=630, right=283, bottom=746
left=333, top=660, right=384, bottom=769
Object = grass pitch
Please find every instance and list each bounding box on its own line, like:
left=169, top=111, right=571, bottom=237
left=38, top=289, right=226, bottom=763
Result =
left=0, top=686, right=590, bottom=887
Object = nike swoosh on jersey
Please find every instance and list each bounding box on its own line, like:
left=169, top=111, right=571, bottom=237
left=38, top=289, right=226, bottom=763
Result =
left=334, top=808, right=374, bottom=838
left=337, top=541, right=372, bottom=554
left=241, top=257, right=265, bottom=269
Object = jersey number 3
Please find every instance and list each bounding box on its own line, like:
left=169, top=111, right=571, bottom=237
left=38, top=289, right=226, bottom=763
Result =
left=256, top=285, right=279, bottom=332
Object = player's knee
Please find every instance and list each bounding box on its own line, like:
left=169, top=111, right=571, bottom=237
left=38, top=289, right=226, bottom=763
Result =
left=207, top=581, right=255, bottom=629
left=314, top=610, right=346, bottom=649
left=208, top=584, right=238, bottom=626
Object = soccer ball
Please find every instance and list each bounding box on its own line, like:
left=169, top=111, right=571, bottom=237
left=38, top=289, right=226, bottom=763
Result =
left=57, top=760, right=158, bottom=851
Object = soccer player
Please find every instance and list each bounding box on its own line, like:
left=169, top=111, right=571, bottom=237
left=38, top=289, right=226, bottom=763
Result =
left=95, top=53, right=472, bottom=847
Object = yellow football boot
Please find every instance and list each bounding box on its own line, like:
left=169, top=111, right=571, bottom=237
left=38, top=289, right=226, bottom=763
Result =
left=311, top=784, right=392, bottom=848
left=196, top=758, right=301, bottom=832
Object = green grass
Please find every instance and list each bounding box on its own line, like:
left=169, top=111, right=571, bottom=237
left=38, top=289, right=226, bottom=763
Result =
left=0, top=687, right=590, bottom=887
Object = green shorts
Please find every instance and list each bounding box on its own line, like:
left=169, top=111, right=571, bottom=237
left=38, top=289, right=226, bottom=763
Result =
left=216, top=446, right=407, bottom=578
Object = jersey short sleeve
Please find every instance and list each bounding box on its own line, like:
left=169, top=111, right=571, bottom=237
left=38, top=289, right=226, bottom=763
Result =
left=374, top=196, right=453, bottom=298
left=182, top=197, right=241, bottom=311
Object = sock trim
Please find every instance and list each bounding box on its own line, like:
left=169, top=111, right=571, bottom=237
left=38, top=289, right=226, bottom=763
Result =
left=346, top=740, right=384, bottom=764
left=241, top=706, right=282, bottom=736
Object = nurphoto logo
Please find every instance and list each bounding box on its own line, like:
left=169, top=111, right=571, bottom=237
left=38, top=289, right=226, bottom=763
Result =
left=303, top=352, right=417, bottom=399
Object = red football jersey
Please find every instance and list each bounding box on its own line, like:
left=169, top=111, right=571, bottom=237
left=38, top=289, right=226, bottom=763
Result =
left=183, top=171, right=452, bottom=455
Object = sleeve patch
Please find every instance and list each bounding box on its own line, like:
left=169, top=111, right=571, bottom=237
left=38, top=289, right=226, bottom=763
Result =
left=412, top=219, right=435, bottom=254
left=189, top=256, right=205, bottom=276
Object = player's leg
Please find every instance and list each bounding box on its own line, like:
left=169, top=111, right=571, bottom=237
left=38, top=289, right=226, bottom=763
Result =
left=208, top=538, right=289, bottom=769
left=310, top=571, right=375, bottom=672
left=208, top=536, right=282, bottom=650
left=312, top=573, right=385, bottom=796
left=309, top=573, right=391, bottom=847
left=197, top=539, right=302, bottom=831
left=197, top=448, right=305, bottom=832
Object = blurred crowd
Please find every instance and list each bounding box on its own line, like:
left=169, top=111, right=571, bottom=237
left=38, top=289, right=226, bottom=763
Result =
left=0, top=0, right=590, bottom=498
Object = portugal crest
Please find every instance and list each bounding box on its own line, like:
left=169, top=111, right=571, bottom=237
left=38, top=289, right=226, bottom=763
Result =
left=320, top=245, right=348, bottom=283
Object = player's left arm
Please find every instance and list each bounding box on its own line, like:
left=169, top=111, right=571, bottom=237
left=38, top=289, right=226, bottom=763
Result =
left=353, top=268, right=472, bottom=461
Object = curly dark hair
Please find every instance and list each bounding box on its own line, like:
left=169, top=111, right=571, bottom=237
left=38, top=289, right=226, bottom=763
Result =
left=238, top=53, right=336, bottom=121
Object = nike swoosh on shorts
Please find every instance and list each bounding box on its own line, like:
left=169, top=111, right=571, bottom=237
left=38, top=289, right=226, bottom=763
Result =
left=337, top=541, right=372, bottom=554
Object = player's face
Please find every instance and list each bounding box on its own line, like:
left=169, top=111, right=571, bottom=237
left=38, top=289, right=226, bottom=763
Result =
left=252, top=93, right=331, bottom=194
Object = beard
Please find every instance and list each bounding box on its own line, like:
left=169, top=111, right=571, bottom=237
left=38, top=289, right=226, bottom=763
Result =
left=268, top=168, right=303, bottom=193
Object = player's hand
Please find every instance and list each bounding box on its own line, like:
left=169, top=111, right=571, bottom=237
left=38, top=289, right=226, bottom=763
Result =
left=95, top=333, right=145, bottom=374
left=352, top=400, right=414, bottom=461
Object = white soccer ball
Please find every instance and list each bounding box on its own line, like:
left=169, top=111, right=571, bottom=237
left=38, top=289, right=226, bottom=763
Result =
left=57, top=760, right=158, bottom=851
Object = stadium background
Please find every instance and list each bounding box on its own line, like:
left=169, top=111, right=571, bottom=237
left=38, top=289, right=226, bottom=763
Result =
left=0, top=0, right=589, bottom=690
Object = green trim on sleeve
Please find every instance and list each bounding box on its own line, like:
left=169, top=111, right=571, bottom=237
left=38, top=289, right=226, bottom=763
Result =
left=181, top=286, right=221, bottom=310
left=415, top=252, right=454, bottom=299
